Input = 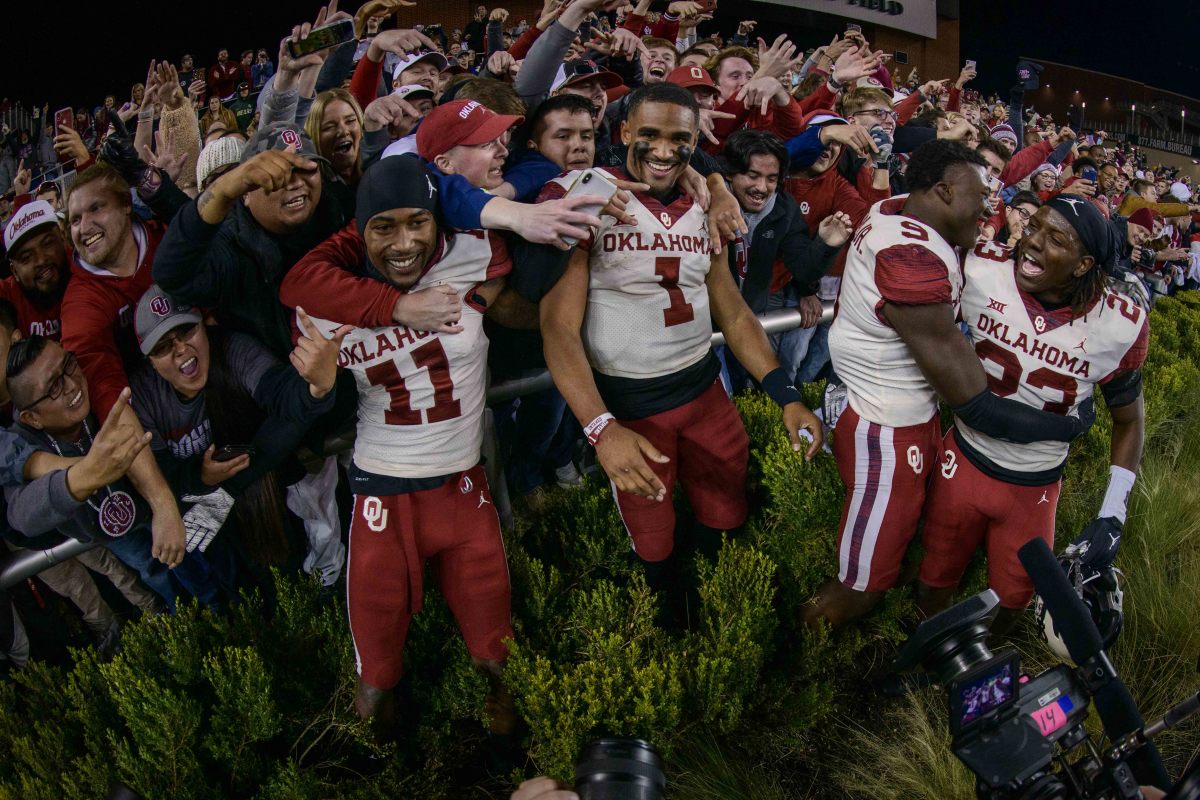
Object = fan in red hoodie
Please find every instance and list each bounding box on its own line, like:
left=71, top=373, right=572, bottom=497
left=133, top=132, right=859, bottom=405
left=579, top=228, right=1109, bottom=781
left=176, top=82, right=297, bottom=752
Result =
left=2, top=199, right=70, bottom=339
left=60, top=165, right=164, bottom=419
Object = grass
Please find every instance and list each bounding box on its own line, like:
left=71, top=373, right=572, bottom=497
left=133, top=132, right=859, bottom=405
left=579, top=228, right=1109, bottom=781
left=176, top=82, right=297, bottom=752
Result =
left=670, top=385, right=1200, bottom=799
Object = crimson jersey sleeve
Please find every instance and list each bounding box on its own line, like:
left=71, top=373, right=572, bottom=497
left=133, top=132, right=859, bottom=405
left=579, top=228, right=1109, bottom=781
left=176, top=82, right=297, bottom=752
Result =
left=874, top=244, right=951, bottom=307
left=485, top=231, right=513, bottom=280
left=535, top=181, right=567, bottom=203
left=278, top=224, right=402, bottom=329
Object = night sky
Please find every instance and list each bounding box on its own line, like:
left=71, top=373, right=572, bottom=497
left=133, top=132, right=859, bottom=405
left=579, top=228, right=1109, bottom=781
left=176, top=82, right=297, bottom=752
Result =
left=2, top=1, right=1195, bottom=112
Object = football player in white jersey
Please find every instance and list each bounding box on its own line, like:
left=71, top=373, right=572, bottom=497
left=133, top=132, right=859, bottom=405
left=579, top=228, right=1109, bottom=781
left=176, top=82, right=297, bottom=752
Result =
left=918, top=196, right=1146, bottom=631
left=279, top=156, right=521, bottom=738
left=805, top=141, right=1094, bottom=629
left=541, top=83, right=823, bottom=603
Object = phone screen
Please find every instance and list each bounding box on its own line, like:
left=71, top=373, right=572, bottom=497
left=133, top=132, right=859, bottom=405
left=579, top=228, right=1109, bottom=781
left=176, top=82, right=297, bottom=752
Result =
left=289, top=18, right=356, bottom=58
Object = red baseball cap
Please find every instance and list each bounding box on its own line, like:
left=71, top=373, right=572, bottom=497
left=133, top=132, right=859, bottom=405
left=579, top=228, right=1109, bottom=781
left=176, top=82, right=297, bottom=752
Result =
left=416, top=100, right=525, bottom=161
left=667, top=65, right=717, bottom=94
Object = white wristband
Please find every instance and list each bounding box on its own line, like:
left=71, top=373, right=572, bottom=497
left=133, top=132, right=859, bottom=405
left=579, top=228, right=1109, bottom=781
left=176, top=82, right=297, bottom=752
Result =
left=1098, top=465, right=1136, bottom=524
left=584, top=412, right=615, bottom=446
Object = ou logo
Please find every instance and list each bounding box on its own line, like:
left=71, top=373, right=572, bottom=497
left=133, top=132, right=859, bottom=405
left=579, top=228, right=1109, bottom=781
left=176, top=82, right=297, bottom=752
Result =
left=800, top=201, right=811, bottom=215
left=362, top=496, right=389, bottom=532
left=906, top=445, right=923, bottom=475
left=940, top=449, right=959, bottom=479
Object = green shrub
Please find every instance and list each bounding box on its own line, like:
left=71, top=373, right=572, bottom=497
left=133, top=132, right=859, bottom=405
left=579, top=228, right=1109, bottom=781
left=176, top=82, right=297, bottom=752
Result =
left=2, top=298, right=1199, bottom=799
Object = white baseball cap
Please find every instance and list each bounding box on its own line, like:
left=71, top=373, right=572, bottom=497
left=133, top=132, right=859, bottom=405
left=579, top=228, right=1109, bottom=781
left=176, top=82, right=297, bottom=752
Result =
left=392, top=51, right=449, bottom=82
left=3, top=200, right=58, bottom=254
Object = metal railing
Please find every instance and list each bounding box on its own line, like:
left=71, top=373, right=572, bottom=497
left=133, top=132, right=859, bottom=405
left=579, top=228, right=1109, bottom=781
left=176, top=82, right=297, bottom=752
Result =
left=0, top=303, right=834, bottom=590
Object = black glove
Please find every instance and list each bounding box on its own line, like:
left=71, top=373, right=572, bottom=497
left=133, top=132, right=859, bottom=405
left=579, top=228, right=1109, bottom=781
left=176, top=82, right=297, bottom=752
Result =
left=1069, top=396, right=1096, bottom=440
left=98, top=133, right=151, bottom=187
left=1071, top=516, right=1122, bottom=570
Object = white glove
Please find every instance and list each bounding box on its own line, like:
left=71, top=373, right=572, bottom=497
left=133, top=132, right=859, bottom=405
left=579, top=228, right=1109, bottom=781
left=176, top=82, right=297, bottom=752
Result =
left=180, top=487, right=236, bottom=553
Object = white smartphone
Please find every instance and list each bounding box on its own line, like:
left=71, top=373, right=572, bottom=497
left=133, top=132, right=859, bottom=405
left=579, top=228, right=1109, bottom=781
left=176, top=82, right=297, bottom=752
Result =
left=561, top=168, right=620, bottom=247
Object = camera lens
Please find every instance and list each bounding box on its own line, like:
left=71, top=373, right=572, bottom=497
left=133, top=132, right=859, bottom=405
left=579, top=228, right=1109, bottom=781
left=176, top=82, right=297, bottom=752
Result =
left=106, top=783, right=147, bottom=800
left=575, top=738, right=665, bottom=800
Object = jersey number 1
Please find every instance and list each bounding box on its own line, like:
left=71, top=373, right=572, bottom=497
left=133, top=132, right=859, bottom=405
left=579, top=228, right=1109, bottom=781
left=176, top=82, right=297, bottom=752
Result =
left=365, top=339, right=462, bottom=425
left=655, top=257, right=695, bottom=327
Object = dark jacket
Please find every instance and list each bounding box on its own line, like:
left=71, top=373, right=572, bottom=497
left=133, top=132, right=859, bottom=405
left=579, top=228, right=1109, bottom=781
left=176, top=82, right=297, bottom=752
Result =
left=738, top=190, right=841, bottom=314
left=5, top=420, right=150, bottom=548
left=153, top=185, right=352, bottom=360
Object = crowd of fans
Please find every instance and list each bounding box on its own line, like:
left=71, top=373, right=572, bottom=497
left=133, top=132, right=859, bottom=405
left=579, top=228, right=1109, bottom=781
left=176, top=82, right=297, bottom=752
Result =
left=0, top=0, right=1197, bottom=783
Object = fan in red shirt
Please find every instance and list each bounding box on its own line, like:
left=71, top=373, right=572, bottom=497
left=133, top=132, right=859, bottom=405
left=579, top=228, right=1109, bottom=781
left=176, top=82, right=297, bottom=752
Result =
left=208, top=48, right=243, bottom=101
left=2, top=199, right=69, bottom=339
left=61, top=164, right=164, bottom=420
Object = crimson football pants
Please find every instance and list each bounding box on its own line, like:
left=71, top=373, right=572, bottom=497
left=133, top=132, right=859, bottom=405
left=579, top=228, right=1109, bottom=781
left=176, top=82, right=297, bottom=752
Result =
left=919, top=430, right=1060, bottom=609
left=347, top=464, right=512, bottom=690
left=833, top=404, right=941, bottom=593
left=613, top=380, right=750, bottom=562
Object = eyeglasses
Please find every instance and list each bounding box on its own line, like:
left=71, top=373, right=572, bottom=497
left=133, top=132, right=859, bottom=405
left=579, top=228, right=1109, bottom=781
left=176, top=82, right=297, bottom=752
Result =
left=1014, top=206, right=1034, bottom=222
left=148, top=322, right=201, bottom=359
left=851, top=109, right=898, bottom=122
left=26, top=352, right=80, bottom=409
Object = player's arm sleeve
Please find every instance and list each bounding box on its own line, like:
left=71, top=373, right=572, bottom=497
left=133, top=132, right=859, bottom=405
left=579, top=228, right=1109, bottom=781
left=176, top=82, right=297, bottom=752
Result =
left=59, top=288, right=128, bottom=419
left=278, top=226, right=401, bottom=327
left=952, top=389, right=1085, bottom=443
left=1099, top=317, right=1149, bottom=408
left=874, top=244, right=951, bottom=308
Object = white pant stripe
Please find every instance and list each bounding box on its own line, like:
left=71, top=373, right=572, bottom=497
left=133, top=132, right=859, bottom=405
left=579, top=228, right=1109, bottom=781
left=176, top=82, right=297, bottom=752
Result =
left=838, top=415, right=872, bottom=585
left=852, top=426, right=896, bottom=592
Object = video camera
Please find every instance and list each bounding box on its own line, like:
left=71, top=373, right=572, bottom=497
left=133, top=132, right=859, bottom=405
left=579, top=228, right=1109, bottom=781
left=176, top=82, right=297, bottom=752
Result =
left=893, top=540, right=1199, bottom=800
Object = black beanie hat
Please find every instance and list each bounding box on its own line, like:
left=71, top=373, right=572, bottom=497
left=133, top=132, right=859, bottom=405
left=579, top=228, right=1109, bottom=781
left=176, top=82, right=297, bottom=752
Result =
left=356, top=155, right=440, bottom=236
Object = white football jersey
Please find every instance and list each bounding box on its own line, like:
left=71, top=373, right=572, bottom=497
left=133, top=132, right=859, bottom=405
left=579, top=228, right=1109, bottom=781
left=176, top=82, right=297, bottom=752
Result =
left=548, top=168, right=714, bottom=379
left=307, top=231, right=509, bottom=478
left=829, top=196, right=963, bottom=427
left=957, top=240, right=1148, bottom=473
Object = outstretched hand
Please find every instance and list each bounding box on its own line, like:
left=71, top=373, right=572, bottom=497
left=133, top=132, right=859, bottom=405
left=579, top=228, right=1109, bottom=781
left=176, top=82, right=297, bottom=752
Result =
left=292, top=306, right=353, bottom=398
